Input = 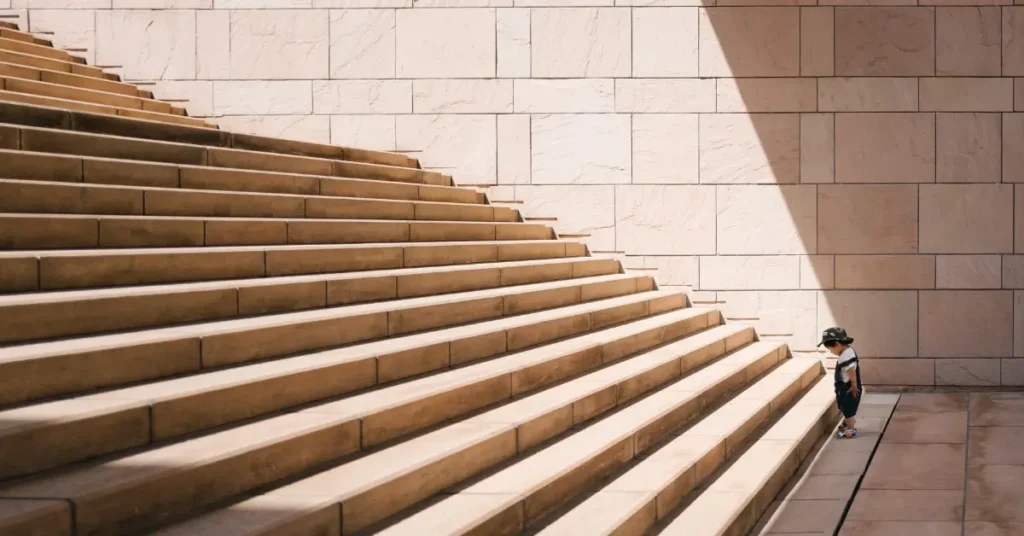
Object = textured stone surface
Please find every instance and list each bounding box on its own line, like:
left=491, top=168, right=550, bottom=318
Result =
left=413, top=80, right=513, bottom=114
left=615, top=185, right=715, bottom=255
left=719, top=290, right=817, bottom=349
left=313, top=80, right=412, bottom=114
left=1006, top=7, right=1024, bottom=76
left=1004, top=114, right=1024, bottom=185
left=29, top=8, right=96, bottom=64
left=213, top=81, right=312, bottom=115
left=835, top=255, right=935, bottom=289
left=330, top=115, right=395, bottom=150
left=219, top=115, right=331, bottom=144
left=632, top=114, right=698, bottom=184
left=818, top=291, right=918, bottom=357
left=638, top=256, right=698, bottom=287
left=698, top=8, right=799, bottom=77
left=937, top=113, right=1002, bottom=183
left=497, top=115, right=530, bottom=185
left=96, top=10, right=196, bottom=80
left=532, top=8, right=630, bottom=77
left=818, top=185, right=918, bottom=254
left=801, top=256, right=835, bottom=290
left=835, top=7, right=935, bottom=76
left=920, top=78, right=1014, bottom=111
left=920, top=184, right=1014, bottom=254
left=936, top=7, right=1001, bottom=76
left=497, top=8, right=529, bottom=77
left=716, top=78, right=816, bottom=113
left=196, top=9, right=228, bottom=79
left=229, top=10, right=328, bottom=79
left=699, top=114, right=799, bottom=184
left=920, top=291, right=1014, bottom=358
left=632, top=7, right=697, bottom=77
left=329, top=9, right=395, bottom=78
left=397, top=115, right=497, bottom=183
left=516, top=186, right=616, bottom=250
left=818, top=77, right=918, bottom=112
left=700, top=256, right=800, bottom=290
left=800, top=113, right=835, bottom=184
left=717, top=185, right=816, bottom=255
left=531, top=114, right=631, bottom=184
left=615, top=79, right=715, bottom=113
left=936, top=255, right=1001, bottom=289
left=936, top=359, right=1001, bottom=386
left=835, top=113, right=935, bottom=183
left=861, top=360, right=935, bottom=387
left=802, top=6, right=834, bottom=76
left=514, top=80, right=613, bottom=113
left=152, top=81, right=214, bottom=117
left=396, top=8, right=495, bottom=78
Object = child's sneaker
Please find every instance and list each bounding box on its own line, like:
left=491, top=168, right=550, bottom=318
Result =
left=836, top=428, right=858, bottom=439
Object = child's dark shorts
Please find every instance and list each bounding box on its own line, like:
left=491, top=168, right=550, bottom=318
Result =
left=836, top=386, right=861, bottom=418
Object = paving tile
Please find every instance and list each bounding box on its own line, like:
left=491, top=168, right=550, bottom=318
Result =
left=966, top=521, right=1024, bottom=535
left=857, top=404, right=897, bottom=419
left=763, top=499, right=846, bottom=534
left=882, top=411, right=968, bottom=444
left=969, top=427, right=1024, bottom=465
left=970, top=393, right=1024, bottom=427
left=861, top=443, right=966, bottom=490
left=966, top=464, right=1024, bottom=521
left=839, top=521, right=962, bottom=536
left=896, top=392, right=968, bottom=413
left=861, top=392, right=901, bottom=407
left=809, top=433, right=878, bottom=476
left=788, top=474, right=861, bottom=501
left=855, top=416, right=889, bottom=434
left=846, top=490, right=964, bottom=521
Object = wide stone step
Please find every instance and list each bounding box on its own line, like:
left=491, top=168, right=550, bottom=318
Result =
left=0, top=289, right=690, bottom=481
left=0, top=179, right=515, bottom=222
left=658, top=377, right=837, bottom=536
left=0, top=273, right=656, bottom=407
left=0, top=239, right=585, bottom=292
left=152, top=323, right=755, bottom=536
left=0, top=90, right=209, bottom=129
left=537, top=358, right=825, bottom=536
left=0, top=256, right=617, bottom=343
left=0, top=27, right=52, bottom=47
left=0, top=500, right=69, bottom=536
left=0, top=76, right=185, bottom=116
left=0, top=150, right=482, bottom=204
left=0, top=61, right=142, bottom=97
left=0, top=214, right=552, bottom=249
left=376, top=342, right=800, bottom=536
left=0, top=304, right=707, bottom=536
left=0, top=100, right=417, bottom=169
left=0, top=37, right=83, bottom=64
left=0, top=49, right=108, bottom=79
left=1, top=123, right=449, bottom=185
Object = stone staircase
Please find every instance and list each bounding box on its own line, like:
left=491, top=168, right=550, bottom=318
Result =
left=0, top=20, right=840, bottom=536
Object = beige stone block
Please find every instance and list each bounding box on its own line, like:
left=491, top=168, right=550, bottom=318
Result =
left=1005, top=114, right=1024, bottom=184
left=195, top=10, right=228, bottom=80
left=835, top=7, right=935, bottom=76
left=532, top=8, right=630, bottom=77
left=920, top=291, right=1013, bottom=357
left=29, top=9, right=96, bottom=64
left=227, top=9, right=327, bottom=79
left=330, top=115, right=395, bottom=151
left=615, top=185, right=716, bottom=255
left=698, top=8, right=799, bottom=77
left=151, top=81, right=214, bottom=117
left=818, top=291, right=918, bottom=357
left=936, top=113, right=1001, bottom=183
left=818, top=78, right=918, bottom=112
left=861, top=359, right=934, bottom=387
left=835, top=113, right=935, bottom=183
left=717, top=185, right=816, bottom=255
left=312, top=80, right=411, bottom=114
left=397, top=115, right=496, bottom=184
left=818, top=185, right=918, bottom=254
left=639, top=256, right=698, bottom=286
left=329, top=9, right=395, bottom=78
left=1002, top=255, right=1024, bottom=288
left=531, top=114, right=631, bottom=184
left=920, top=184, right=1014, bottom=254
left=216, top=0, right=310, bottom=5
left=396, top=8, right=495, bottom=78
left=497, top=8, right=530, bottom=77
left=716, top=78, right=816, bottom=113
left=700, top=256, right=800, bottom=290
left=1006, top=7, right=1024, bottom=76
left=96, top=10, right=195, bottom=80
left=802, top=7, right=834, bottom=76
left=699, top=114, right=800, bottom=184
left=313, top=0, right=410, bottom=6
left=835, top=255, right=936, bottom=289
left=514, top=80, right=614, bottom=113
left=615, top=79, right=715, bottom=113
left=921, top=78, right=1014, bottom=112
left=213, top=81, right=312, bottom=115
left=498, top=115, right=530, bottom=185
left=718, top=290, right=818, bottom=349
left=516, top=186, right=616, bottom=251
left=632, top=7, right=698, bottom=77
left=1004, top=358, right=1024, bottom=384
left=936, top=255, right=1001, bottom=289
left=936, top=7, right=1001, bottom=76
left=1016, top=291, right=1024, bottom=357
left=801, top=113, right=835, bottom=184
left=936, top=359, right=1000, bottom=386
left=413, top=80, right=512, bottom=114
left=218, top=116, right=331, bottom=145
left=632, top=114, right=698, bottom=184
left=1017, top=79, right=1024, bottom=110
left=801, top=255, right=835, bottom=289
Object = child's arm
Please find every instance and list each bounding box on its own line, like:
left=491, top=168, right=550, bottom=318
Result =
left=847, top=364, right=859, bottom=397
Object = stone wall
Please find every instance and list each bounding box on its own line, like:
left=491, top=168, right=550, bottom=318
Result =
left=5, top=0, right=1024, bottom=387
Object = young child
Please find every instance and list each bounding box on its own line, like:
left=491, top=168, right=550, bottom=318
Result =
left=818, top=327, right=862, bottom=439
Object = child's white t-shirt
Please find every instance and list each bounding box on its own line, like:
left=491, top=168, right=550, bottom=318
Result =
left=838, top=347, right=857, bottom=383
